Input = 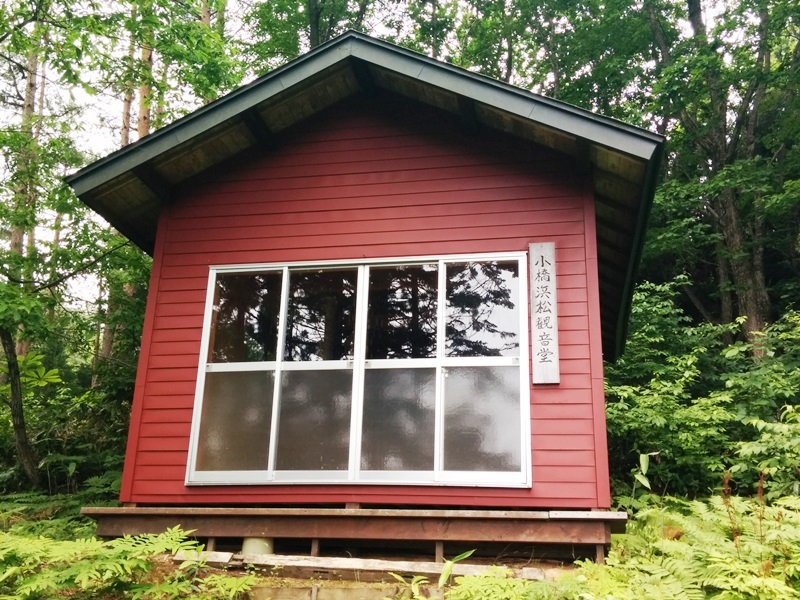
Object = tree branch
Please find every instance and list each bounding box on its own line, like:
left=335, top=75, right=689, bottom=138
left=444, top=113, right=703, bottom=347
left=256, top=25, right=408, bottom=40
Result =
left=0, top=242, right=132, bottom=292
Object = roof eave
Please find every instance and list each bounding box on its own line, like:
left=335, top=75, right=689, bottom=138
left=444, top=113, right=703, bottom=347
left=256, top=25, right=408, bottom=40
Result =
left=67, top=32, right=662, bottom=197
left=611, top=141, right=664, bottom=360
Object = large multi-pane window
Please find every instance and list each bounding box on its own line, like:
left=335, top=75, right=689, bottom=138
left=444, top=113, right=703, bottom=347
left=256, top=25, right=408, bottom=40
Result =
left=187, top=253, right=530, bottom=486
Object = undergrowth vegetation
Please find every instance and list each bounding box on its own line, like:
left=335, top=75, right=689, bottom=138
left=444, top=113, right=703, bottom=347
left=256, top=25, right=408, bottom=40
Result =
left=0, top=492, right=255, bottom=600
left=448, top=493, right=800, bottom=600
left=2, top=485, right=799, bottom=599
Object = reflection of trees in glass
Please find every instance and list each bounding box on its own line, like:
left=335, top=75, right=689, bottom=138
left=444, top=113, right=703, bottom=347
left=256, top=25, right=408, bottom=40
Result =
left=204, top=260, right=523, bottom=476
left=446, top=261, right=519, bottom=357
left=367, top=265, right=438, bottom=359
left=211, top=273, right=281, bottom=362
left=284, top=269, right=358, bottom=361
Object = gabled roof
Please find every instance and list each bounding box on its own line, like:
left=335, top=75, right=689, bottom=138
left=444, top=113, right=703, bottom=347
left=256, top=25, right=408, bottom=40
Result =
left=66, top=30, right=663, bottom=360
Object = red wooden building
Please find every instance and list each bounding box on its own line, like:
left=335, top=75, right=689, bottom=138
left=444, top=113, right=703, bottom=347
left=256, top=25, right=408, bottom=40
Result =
left=68, top=32, right=662, bottom=558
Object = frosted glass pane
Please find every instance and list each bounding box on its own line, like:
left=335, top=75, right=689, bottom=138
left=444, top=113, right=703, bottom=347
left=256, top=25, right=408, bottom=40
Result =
left=210, top=272, right=282, bottom=362
left=366, top=265, right=438, bottom=359
left=446, top=261, right=520, bottom=357
left=196, top=371, right=273, bottom=471
left=443, top=366, right=521, bottom=471
left=276, top=370, right=352, bottom=470
left=361, top=369, right=435, bottom=470
left=284, top=269, right=358, bottom=361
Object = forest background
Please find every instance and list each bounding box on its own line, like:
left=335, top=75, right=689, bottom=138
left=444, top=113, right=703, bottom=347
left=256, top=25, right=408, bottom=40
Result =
left=0, top=0, right=798, bottom=518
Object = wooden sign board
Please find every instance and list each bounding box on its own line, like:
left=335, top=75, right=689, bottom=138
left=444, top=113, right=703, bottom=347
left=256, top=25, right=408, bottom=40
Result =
left=530, top=243, right=560, bottom=384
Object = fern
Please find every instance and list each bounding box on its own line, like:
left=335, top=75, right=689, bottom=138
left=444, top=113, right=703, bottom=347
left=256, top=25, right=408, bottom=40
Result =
left=447, top=494, right=800, bottom=600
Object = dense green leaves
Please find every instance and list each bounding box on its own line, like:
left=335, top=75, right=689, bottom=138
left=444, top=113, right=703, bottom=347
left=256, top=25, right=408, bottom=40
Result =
left=449, top=496, right=800, bottom=599
left=607, top=279, right=800, bottom=498
left=0, top=524, right=256, bottom=599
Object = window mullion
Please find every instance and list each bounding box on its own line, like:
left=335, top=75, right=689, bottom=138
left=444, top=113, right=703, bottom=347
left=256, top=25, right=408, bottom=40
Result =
left=266, top=266, right=290, bottom=476
left=434, top=259, right=447, bottom=477
left=349, top=265, right=369, bottom=481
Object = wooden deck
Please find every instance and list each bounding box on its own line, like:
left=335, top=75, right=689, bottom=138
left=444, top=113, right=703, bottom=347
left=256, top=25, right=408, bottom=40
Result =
left=82, top=506, right=627, bottom=562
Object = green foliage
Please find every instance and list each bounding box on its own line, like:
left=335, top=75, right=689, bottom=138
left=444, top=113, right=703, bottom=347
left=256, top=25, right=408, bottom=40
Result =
left=0, top=476, right=119, bottom=540
left=0, top=525, right=255, bottom=599
left=385, top=549, right=476, bottom=599
left=734, top=405, right=800, bottom=498
left=0, top=491, right=256, bottom=599
left=606, top=279, right=737, bottom=496
left=447, top=495, right=800, bottom=600
left=607, top=278, right=800, bottom=498
left=448, top=568, right=554, bottom=600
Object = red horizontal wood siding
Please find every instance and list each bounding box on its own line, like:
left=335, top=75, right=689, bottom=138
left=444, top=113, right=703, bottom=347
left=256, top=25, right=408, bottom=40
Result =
left=121, top=97, right=610, bottom=509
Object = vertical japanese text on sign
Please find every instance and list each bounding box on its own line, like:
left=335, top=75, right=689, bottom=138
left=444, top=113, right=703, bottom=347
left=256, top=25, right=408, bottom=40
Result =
left=529, top=243, right=560, bottom=384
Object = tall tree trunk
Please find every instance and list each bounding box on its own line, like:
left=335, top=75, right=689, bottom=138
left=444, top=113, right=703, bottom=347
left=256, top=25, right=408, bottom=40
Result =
left=503, top=15, right=513, bottom=83
left=153, top=61, right=170, bottom=127
left=121, top=8, right=136, bottom=147
left=0, top=327, right=40, bottom=488
left=544, top=13, right=560, bottom=98
left=10, top=46, right=39, bottom=257
left=121, top=90, right=133, bottom=146
left=686, top=0, right=770, bottom=350
left=307, top=0, right=322, bottom=48
left=715, top=189, right=769, bottom=349
left=137, top=43, right=153, bottom=138
left=12, top=43, right=40, bottom=359
left=353, top=0, right=369, bottom=30
left=715, top=238, right=734, bottom=346
left=90, top=299, right=104, bottom=388
left=215, top=0, right=227, bottom=36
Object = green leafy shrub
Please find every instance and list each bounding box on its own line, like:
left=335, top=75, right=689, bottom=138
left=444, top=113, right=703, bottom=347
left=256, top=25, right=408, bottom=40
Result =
left=0, top=526, right=255, bottom=599
left=734, top=405, right=800, bottom=498
left=607, top=281, right=800, bottom=498
left=605, top=280, right=737, bottom=496
left=447, top=495, right=800, bottom=600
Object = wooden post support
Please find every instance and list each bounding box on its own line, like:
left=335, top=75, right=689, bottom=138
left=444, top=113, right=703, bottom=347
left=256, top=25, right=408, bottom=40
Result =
left=310, top=539, right=320, bottom=557
left=595, top=544, right=606, bottom=563
left=435, top=542, right=444, bottom=563
left=206, top=538, right=216, bottom=552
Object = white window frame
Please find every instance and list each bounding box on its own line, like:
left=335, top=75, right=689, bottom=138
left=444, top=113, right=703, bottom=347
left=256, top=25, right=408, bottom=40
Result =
left=185, top=252, right=531, bottom=487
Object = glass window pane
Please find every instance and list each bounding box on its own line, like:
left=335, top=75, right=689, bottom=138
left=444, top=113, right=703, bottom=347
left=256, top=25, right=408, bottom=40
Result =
left=210, top=272, right=282, bottom=362
left=446, top=261, right=520, bottom=357
left=443, top=366, right=521, bottom=471
left=361, top=369, right=435, bottom=470
left=284, top=269, right=358, bottom=361
left=276, top=370, right=352, bottom=470
left=196, top=371, right=274, bottom=471
left=367, top=265, right=438, bottom=359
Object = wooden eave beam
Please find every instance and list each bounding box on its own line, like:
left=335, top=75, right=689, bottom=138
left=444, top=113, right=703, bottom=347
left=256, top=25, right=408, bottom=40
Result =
left=132, top=165, right=173, bottom=204
left=594, top=170, right=641, bottom=204
left=350, top=58, right=376, bottom=96
left=240, top=110, right=277, bottom=152
left=575, top=137, right=591, bottom=176
left=457, top=95, right=479, bottom=135
left=595, top=212, right=635, bottom=243
left=594, top=188, right=637, bottom=215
